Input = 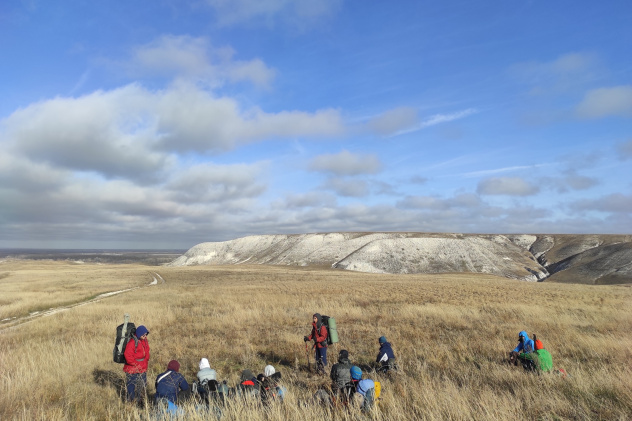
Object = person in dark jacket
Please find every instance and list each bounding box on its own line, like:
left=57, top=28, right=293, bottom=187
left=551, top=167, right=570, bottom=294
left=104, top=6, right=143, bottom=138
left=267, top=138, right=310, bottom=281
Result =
left=257, top=365, right=285, bottom=404
left=124, top=325, right=150, bottom=404
left=304, top=313, right=328, bottom=373
left=330, top=350, right=353, bottom=392
left=155, top=360, right=190, bottom=405
left=375, top=336, right=397, bottom=373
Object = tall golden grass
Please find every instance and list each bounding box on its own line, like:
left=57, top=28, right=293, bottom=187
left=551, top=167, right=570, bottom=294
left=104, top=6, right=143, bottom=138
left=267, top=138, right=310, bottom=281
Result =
left=0, top=261, right=631, bottom=420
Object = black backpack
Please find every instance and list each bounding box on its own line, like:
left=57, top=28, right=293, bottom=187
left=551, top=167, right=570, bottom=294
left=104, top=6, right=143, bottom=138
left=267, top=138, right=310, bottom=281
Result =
left=113, top=314, right=136, bottom=364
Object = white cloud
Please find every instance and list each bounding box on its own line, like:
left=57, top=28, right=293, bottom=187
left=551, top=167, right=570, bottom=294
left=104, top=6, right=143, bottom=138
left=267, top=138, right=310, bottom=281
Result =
left=477, top=177, right=540, bottom=196
left=576, top=85, right=632, bottom=119
left=322, top=177, right=369, bottom=197
left=128, top=35, right=276, bottom=87
left=205, top=0, right=342, bottom=27
left=368, top=106, right=418, bottom=136
left=309, top=150, right=381, bottom=176
left=282, top=192, right=337, bottom=208
left=571, top=194, right=632, bottom=214
left=510, top=52, right=602, bottom=94
left=617, top=139, right=632, bottom=160
left=1, top=82, right=346, bottom=175
left=391, top=108, right=477, bottom=137
left=4, top=84, right=171, bottom=182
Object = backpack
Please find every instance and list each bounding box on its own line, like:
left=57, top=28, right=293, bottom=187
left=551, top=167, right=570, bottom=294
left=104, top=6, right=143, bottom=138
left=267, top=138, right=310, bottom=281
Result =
left=321, top=315, right=339, bottom=345
left=113, top=314, right=136, bottom=364
left=331, top=362, right=352, bottom=389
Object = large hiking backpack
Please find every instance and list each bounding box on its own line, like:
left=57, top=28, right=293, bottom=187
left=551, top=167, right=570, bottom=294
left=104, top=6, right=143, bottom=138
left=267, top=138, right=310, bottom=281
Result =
left=113, top=314, right=136, bottom=364
left=321, top=315, right=339, bottom=345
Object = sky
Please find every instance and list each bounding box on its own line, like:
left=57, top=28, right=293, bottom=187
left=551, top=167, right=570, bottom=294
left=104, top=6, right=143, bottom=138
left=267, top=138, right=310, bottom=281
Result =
left=1, top=0, right=631, bottom=249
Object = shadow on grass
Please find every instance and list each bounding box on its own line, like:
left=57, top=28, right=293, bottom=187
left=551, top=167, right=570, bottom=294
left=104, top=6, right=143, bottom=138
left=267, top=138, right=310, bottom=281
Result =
left=93, top=368, right=126, bottom=401
left=257, top=351, right=294, bottom=368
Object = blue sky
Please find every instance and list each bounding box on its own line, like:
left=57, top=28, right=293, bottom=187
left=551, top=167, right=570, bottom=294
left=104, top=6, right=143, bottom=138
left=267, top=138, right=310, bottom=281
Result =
left=1, top=0, right=631, bottom=249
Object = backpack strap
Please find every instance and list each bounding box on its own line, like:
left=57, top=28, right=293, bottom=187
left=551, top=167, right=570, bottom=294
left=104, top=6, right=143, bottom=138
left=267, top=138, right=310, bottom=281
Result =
left=157, top=371, right=172, bottom=384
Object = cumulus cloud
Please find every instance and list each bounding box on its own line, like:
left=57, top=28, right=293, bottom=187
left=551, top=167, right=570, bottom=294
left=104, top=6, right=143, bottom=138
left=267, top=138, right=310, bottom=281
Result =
left=576, top=85, right=632, bottom=119
left=510, top=52, right=602, bottom=94
left=282, top=192, right=337, bottom=208
left=367, top=107, right=418, bottom=136
left=205, top=0, right=343, bottom=27
left=4, top=85, right=170, bottom=182
left=322, top=177, right=369, bottom=197
left=477, top=177, right=540, bottom=196
left=1, top=82, right=345, bottom=176
left=128, top=35, right=276, bottom=87
left=570, top=194, right=632, bottom=214
left=540, top=172, right=599, bottom=193
left=617, top=139, right=632, bottom=160
left=308, top=150, right=382, bottom=176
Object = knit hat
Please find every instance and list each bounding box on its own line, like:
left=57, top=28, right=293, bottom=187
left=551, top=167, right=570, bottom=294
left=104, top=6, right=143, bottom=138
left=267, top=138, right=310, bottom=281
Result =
left=199, top=358, right=210, bottom=370
left=339, top=349, right=349, bottom=361
left=350, top=365, right=362, bottom=381
left=264, top=365, right=276, bottom=377
left=167, top=360, right=180, bottom=372
left=135, top=325, right=149, bottom=337
left=379, top=336, right=387, bottom=344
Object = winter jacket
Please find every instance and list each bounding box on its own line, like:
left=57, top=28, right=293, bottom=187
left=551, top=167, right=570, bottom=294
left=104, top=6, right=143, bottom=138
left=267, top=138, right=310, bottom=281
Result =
left=155, top=370, right=189, bottom=404
left=512, top=331, right=534, bottom=354
left=123, top=336, right=150, bottom=374
left=376, top=342, right=395, bottom=363
left=330, top=357, right=353, bottom=389
left=197, top=367, right=217, bottom=383
left=308, top=322, right=328, bottom=348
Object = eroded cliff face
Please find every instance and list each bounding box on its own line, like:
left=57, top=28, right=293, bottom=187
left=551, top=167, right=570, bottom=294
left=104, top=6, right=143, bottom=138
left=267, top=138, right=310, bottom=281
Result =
left=168, top=233, right=632, bottom=284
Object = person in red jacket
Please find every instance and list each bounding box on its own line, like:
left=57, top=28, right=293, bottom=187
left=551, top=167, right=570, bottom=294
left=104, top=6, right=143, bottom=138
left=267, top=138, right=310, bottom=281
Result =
left=124, top=325, right=150, bottom=404
left=304, top=313, right=328, bottom=373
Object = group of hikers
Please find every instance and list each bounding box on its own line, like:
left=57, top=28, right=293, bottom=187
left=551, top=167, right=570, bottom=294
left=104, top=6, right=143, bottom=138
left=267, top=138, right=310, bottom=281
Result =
left=304, top=313, right=397, bottom=375
left=122, top=325, right=286, bottom=415
left=118, top=314, right=555, bottom=416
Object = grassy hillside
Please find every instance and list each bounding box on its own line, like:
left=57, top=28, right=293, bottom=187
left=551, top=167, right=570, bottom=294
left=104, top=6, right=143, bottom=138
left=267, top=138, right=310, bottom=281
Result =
left=1, top=262, right=631, bottom=420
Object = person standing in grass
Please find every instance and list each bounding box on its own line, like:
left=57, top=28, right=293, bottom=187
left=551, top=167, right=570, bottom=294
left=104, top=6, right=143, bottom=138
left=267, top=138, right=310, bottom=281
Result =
left=123, top=325, right=150, bottom=404
left=375, top=336, right=397, bottom=373
left=304, top=313, right=328, bottom=373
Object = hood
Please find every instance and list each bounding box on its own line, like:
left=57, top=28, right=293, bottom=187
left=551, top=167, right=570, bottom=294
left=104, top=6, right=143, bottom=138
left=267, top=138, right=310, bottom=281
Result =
left=199, top=358, right=210, bottom=370
left=313, top=313, right=322, bottom=328
left=518, top=331, right=530, bottom=342
left=264, top=365, right=276, bottom=377
left=135, top=325, right=149, bottom=338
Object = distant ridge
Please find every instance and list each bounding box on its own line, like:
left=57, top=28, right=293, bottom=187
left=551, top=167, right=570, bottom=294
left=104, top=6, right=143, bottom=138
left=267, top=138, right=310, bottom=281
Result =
left=168, top=233, right=632, bottom=284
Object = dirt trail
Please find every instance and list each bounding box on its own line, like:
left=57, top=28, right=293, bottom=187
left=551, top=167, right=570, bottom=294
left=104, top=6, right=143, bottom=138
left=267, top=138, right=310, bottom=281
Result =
left=0, top=271, right=165, bottom=332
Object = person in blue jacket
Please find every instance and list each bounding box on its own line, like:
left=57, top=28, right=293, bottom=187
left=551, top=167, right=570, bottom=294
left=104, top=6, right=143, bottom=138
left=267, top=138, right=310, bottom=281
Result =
left=155, top=360, right=190, bottom=406
left=375, top=336, right=397, bottom=373
left=509, top=331, right=535, bottom=370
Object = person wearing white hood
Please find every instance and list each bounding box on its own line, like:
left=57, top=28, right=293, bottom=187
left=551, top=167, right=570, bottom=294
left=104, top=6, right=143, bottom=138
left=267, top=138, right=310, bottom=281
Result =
left=258, top=364, right=286, bottom=404
left=197, top=358, right=217, bottom=383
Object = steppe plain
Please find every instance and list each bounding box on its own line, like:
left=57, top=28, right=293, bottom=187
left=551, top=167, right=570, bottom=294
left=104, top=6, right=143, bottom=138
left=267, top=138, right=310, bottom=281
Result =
left=1, top=255, right=631, bottom=420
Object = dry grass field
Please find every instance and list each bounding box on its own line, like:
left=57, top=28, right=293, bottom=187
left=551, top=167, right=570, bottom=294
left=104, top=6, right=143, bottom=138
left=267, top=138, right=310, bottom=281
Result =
left=1, top=260, right=631, bottom=420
